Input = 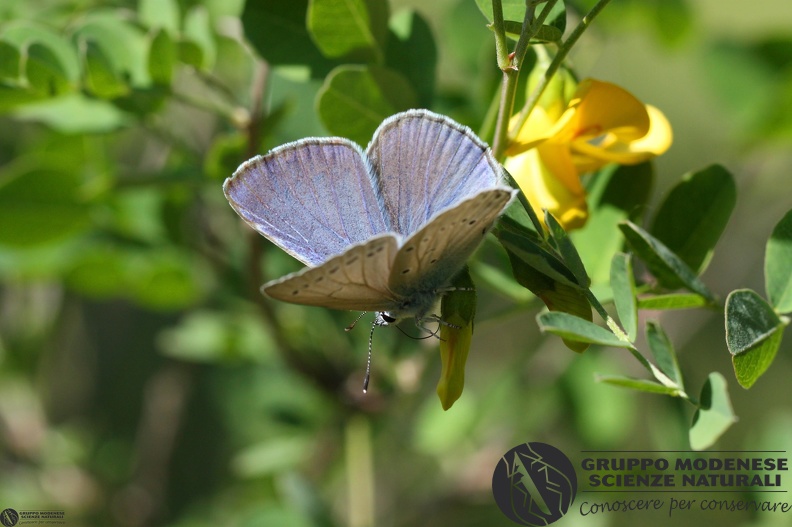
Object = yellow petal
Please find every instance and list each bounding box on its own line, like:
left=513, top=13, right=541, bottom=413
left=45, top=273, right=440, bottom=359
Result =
left=571, top=104, right=673, bottom=166
left=505, top=148, right=588, bottom=230
left=550, top=79, right=650, bottom=145
left=505, top=107, right=555, bottom=157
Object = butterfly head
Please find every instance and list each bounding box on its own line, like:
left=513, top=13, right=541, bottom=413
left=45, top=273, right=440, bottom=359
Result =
left=374, top=312, right=398, bottom=327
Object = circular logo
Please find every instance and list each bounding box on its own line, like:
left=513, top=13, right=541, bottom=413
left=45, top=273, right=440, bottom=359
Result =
left=492, top=442, right=577, bottom=526
left=0, top=509, right=19, bottom=527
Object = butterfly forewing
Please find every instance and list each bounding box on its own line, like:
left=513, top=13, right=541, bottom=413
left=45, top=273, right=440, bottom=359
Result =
left=224, top=139, right=388, bottom=266
left=263, top=234, right=402, bottom=311
left=388, top=188, right=516, bottom=296
left=368, top=110, right=505, bottom=238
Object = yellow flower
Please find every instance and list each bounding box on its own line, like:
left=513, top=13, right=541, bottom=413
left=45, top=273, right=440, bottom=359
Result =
left=505, top=79, right=673, bottom=230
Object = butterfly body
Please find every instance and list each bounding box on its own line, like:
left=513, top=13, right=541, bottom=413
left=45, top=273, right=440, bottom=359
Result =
left=224, top=110, right=516, bottom=324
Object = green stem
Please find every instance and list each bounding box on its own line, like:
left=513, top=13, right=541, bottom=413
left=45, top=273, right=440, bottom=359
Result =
left=491, top=0, right=558, bottom=160
left=345, top=414, right=375, bottom=527
left=509, top=0, right=613, bottom=141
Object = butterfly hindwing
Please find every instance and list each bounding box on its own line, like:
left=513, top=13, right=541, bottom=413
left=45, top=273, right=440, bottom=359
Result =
left=224, top=139, right=388, bottom=266
left=388, top=188, right=516, bottom=296
left=263, top=234, right=402, bottom=311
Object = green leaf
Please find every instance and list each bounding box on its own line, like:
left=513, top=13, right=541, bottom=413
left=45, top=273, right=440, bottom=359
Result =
left=597, top=375, right=683, bottom=396
left=241, top=0, right=333, bottom=74
left=2, top=22, right=81, bottom=82
left=725, top=289, right=786, bottom=388
left=0, top=164, right=91, bottom=247
left=177, top=39, right=203, bottom=67
left=637, top=293, right=708, bottom=310
left=646, top=321, right=683, bottom=389
left=139, top=0, right=181, bottom=34
left=537, top=312, right=631, bottom=349
left=0, top=40, right=21, bottom=81
left=64, top=245, right=127, bottom=298
left=83, top=41, right=129, bottom=98
left=505, top=248, right=591, bottom=352
left=619, top=220, right=715, bottom=302
left=495, top=218, right=579, bottom=288
left=733, top=330, right=784, bottom=390
left=184, top=6, right=216, bottom=69
left=650, top=164, right=736, bottom=273
left=158, top=309, right=275, bottom=364
left=13, top=93, right=127, bottom=133
left=545, top=210, right=590, bottom=288
left=437, top=268, right=475, bottom=410
left=73, top=13, right=151, bottom=87
left=148, top=29, right=176, bottom=86
left=127, top=250, right=205, bottom=310
left=689, top=372, right=737, bottom=450
left=25, top=42, right=71, bottom=95
left=610, top=253, right=637, bottom=342
left=307, top=0, right=388, bottom=62
left=725, top=289, right=784, bottom=355
left=572, top=162, right=654, bottom=284
left=316, top=65, right=416, bottom=145
left=385, top=10, right=436, bottom=107
left=471, top=261, right=534, bottom=303
left=765, top=209, right=792, bottom=314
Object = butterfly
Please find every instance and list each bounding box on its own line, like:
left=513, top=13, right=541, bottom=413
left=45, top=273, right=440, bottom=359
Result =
left=224, top=110, right=516, bottom=386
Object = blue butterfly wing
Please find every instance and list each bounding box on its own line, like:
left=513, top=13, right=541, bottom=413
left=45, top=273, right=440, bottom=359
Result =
left=224, top=138, right=389, bottom=266
left=366, top=109, right=505, bottom=238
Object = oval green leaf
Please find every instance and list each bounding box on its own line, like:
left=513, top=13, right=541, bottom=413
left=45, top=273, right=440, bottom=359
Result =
left=316, top=65, right=416, bottom=145
left=307, top=0, right=388, bottom=62
left=148, top=29, right=176, bottom=86
left=646, top=321, right=683, bottom=389
left=537, top=312, right=631, bottom=349
left=610, top=252, right=637, bottom=342
left=689, top=372, right=736, bottom=450
left=650, top=164, right=736, bottom=273
left=765, top=209, right=792, bottom=314
left=597, top=375, right=683, bottom=397
left=619, top=220, right=715, bottom=302
left=725, top=289, right=786, bottom=388
left=637, top=293, right=708, bottom=310
left=572, top=162, right=654, bottom=285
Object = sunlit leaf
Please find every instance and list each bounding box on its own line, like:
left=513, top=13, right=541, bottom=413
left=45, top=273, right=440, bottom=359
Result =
left=316, top=65, right=416, bottom=145
left=537, top=312, right=630, bottom=349
left=307, top=0, right=388, bottom=62
left=597, top=375, right=682, bottom=396
left=725, top=289, right=786, bottom=388
left=573, top=162, right=653, bottom=284
left=765, top=209, right=792, bottom=314
left=83, top=40, right=129, bottom=98
left=184, top=5, right=216, bottom=69
left=386, top=9, right=436, bottom=107
left=25, top=42, right=72, bottom=95
left=637, top=293, right=708, bottom=310
left=139, top=0, right=180, bottom=34
left=651, top=164, right=736, bottom=273
left=689, top=372, right=737, bottom=450
left=610, top=253, right=637, bottom=342
left=13, top=93, right=127, bottom=132
left=646, top=321, right=683, bottom=389
left=619, top=220, right=715, bottom=301
left=148, top=29, right=176, bottom=86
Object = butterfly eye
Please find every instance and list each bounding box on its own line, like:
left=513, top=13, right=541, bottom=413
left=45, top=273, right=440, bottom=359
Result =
left=381, top=313, right=396, bottom=324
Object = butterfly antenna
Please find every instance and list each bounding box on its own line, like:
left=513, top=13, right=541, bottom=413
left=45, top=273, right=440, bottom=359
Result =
left=345, top=311, right=368, bottom=332
left=363, top=319, right=377, bottom=393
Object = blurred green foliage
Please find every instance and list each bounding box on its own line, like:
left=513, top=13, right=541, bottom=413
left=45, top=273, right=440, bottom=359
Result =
left=1, top=1, right=791, bottom=526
